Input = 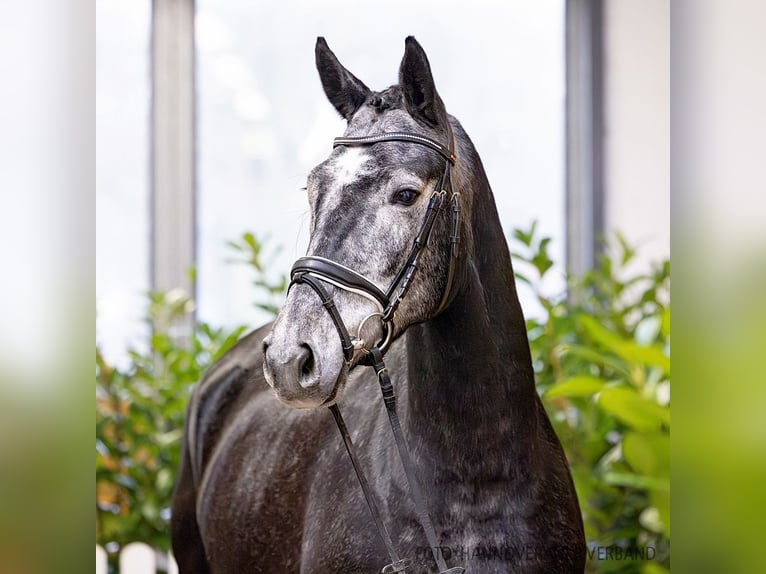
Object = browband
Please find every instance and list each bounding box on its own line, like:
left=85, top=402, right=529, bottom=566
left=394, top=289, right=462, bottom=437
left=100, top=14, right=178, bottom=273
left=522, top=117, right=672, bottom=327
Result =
left=334, top=132, right=456, bottom=165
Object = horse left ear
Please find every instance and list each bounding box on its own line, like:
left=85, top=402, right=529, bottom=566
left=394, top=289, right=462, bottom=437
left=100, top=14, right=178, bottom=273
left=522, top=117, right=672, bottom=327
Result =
left=399, top=36, right=448, bottom=128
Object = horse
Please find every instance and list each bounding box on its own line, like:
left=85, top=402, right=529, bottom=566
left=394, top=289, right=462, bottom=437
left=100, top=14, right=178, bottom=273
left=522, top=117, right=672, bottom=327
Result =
left=171, top=37, right=585, bottom=573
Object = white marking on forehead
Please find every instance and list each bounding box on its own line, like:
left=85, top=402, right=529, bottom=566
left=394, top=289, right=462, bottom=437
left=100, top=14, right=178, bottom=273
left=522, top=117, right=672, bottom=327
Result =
left=331, top=147, right=372, bottom=187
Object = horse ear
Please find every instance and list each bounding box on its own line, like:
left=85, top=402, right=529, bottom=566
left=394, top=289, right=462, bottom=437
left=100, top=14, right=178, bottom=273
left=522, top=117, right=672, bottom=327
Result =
left=315, top=37, right=371, bottom=121
left=398, top=36, right=447, bottom=128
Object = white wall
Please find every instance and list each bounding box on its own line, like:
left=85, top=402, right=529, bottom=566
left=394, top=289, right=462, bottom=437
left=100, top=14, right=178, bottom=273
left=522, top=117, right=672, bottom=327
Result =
left=603, top=0, right=670, bottom=267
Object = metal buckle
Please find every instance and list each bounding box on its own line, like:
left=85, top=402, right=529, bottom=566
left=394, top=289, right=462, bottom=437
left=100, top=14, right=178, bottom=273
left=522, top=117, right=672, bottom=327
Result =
left=350, top=312, right=394, bottom=361
left=380, top=558, right=410, bottom=573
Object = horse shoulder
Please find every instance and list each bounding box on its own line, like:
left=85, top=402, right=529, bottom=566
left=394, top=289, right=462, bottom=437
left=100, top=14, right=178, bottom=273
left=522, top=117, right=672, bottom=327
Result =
left=171, top=324, right=272, bottom=570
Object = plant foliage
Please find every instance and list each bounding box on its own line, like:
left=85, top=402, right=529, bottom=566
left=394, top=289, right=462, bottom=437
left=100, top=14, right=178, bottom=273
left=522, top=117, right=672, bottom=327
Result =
left=96, top=233, right=283, bottom=554
left=515, top=223, right=670, bottom=573
left=96, top=291, right=247, bottom=552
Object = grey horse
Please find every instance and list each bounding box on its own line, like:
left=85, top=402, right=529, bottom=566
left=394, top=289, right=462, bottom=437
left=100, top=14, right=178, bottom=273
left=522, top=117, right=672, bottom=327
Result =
left=171, top=37, right=585, bottom=573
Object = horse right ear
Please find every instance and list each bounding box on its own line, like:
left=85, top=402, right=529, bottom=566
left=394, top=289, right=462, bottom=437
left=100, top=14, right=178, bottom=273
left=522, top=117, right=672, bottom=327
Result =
left=315, top=37, right=371, bottom=121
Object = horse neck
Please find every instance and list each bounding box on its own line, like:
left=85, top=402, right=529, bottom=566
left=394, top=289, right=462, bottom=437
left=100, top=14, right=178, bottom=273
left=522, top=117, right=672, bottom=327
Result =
left=403, top=136, right=540, bottom=479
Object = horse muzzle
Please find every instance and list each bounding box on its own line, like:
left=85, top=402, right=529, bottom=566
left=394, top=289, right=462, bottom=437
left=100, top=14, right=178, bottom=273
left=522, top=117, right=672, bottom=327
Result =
left=262, top=328, right=347, bottom=409
left=262, top=282, right=364, bottom=408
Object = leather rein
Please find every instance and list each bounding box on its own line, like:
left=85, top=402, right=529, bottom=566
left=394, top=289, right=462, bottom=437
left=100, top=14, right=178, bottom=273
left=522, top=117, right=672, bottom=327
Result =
left=289, top=129, right=464, bottom=574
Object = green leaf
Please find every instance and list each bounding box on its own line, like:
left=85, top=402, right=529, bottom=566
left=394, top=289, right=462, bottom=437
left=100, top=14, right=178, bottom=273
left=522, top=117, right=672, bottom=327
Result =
left=559, top=344, right=631, bottom=376
left=242, top=231, right=258, bottom=251
left=639, top=506, right=664, bottom=535
left=513, top=222, right=536, bottom=247
left=225, top=239, right=243, bottom=252
left=141, top=500, right=159, bottom=522
left=155, top=429, right=183, bottom=447
left=578, top=315, right=670, bottom=374
left=546, top=376, right=605, bottom=398
left=622, top=431, right=669, bottom=479
left=598, top=387, right=670, bottom=431
left=614, top=231, right=637, bottom=266
left=531, top=249, right=554, bottom=277
left=601, top=470, right=668, bottom=491
left=155, top=468, right=174, bottom=492
left=514, top=271, right=532, bottom=286
left=660, top=305, right=670, bottom=337
left=650, top=488, right=671, bottom=537
left=642, top=561, right=670, bottom=574
left=510, top=251, right=529, bottom=263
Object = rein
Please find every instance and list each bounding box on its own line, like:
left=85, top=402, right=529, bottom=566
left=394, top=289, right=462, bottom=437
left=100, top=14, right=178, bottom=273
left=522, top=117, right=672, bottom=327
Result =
left=289, top=130, right=464, bottom=574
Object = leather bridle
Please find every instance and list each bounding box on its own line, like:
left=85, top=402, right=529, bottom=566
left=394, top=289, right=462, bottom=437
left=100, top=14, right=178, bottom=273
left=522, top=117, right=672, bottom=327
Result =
left=288, top=128, right=464, bottom=574
left=291, top=130, right=461, bottom=362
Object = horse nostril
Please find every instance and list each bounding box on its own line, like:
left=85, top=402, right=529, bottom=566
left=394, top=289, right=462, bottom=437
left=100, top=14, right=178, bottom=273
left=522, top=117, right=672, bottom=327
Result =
left=299, top=343, right=315, bottom=378
left=296, top=343, right=320, bottom=389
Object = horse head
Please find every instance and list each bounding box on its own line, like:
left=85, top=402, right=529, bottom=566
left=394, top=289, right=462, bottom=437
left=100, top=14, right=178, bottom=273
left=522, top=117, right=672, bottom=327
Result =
left=263, top=37, right=466, bottom=408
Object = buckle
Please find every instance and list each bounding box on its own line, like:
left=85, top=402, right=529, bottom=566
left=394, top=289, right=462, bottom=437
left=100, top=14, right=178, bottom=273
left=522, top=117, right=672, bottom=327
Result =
left=381, top=558, right=410, bottom=573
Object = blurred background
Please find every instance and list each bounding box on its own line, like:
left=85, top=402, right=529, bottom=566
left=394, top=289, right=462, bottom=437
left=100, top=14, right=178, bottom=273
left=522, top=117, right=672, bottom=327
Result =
left=96, top=1, right=669, bottom=572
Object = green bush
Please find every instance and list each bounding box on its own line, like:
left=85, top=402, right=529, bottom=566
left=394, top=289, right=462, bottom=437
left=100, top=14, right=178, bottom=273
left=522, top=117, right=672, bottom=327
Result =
left=96, top=234, right=282, bottom=555
left=514, top=223, right=670, bottom=573
left=96, top=227, right=670, bottom=573
left=96, top=291, right=247, bottom=552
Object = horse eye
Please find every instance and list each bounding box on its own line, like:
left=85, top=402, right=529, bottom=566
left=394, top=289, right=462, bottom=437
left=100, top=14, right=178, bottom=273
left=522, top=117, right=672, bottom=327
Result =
left=394, top=189, right=419, bottom=206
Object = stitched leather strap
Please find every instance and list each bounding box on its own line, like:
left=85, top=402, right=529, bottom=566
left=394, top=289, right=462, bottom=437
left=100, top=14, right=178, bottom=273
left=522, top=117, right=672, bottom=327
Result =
left=434, top=191, right=462, bottom=316
left=290, top=272, right=355, bottom=361
left=292, top=256, right=390, bottom=310
left=334, top=132, right=456, bottom=165
left=329, top=404, right=409, bottom=574
left=383, top=188, right=446, bottom=321
left=369, top=347, right=464, bottom=574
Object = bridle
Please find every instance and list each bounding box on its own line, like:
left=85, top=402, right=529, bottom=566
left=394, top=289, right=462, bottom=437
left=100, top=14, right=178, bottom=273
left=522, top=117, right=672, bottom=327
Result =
left=291, top=130, right=461, bottom=362
left=288, top=127, right=464, bottom=574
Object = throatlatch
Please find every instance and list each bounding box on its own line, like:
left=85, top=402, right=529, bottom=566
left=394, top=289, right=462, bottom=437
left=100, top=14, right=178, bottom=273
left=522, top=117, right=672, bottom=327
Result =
left=289, top=129, right=464, bottom=574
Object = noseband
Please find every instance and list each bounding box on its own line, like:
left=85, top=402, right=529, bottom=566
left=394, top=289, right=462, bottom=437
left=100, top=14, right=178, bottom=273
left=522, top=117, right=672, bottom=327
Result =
left=288, top=129, right=464, bottom=574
